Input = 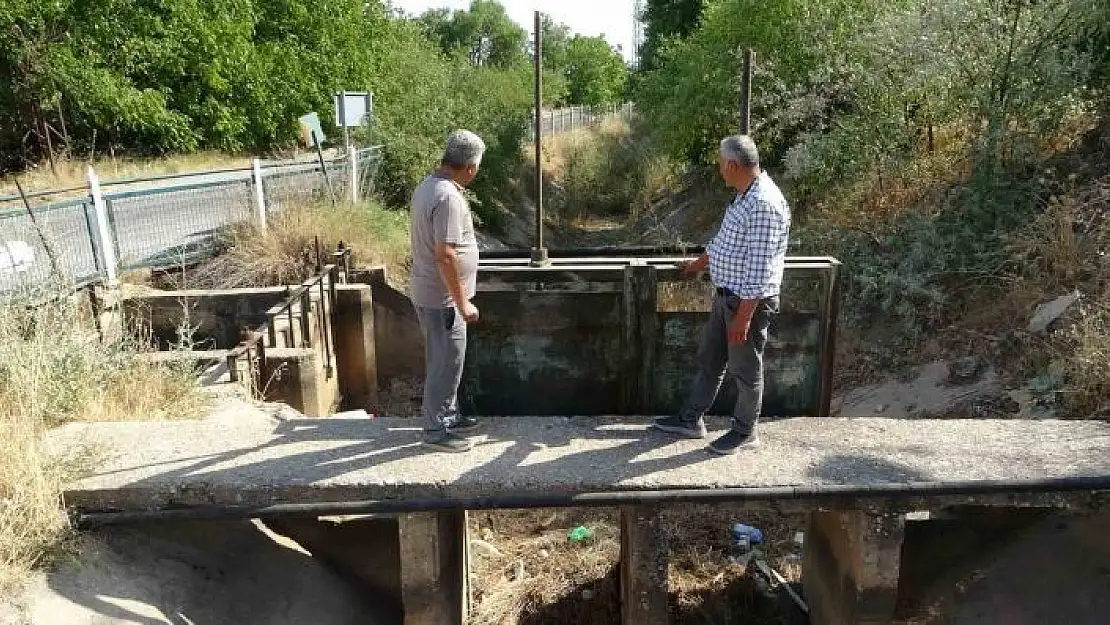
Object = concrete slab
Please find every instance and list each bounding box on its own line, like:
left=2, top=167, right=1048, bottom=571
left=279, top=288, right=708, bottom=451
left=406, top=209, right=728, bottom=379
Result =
left=48, top=398, right=1110, bottom=513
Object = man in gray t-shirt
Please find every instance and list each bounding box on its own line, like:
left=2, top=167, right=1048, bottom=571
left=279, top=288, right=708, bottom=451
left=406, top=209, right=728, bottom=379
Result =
left=409, top=130, right=485, bottom=452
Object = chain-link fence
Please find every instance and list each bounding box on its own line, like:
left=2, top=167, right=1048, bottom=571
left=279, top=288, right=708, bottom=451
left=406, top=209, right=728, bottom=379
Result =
left=0, top=147, right=382, bottom=293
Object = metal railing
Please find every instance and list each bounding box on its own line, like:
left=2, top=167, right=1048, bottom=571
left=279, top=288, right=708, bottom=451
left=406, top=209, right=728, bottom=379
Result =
left=529, top=103, right=634, bottom=141
left=227, top=246, right=352, bottom=396
left=0, top=147, right=381, bottom=293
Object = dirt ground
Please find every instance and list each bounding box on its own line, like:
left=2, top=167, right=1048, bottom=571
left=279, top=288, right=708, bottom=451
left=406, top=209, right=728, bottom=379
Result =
left=9, top=520, right=397, bottom=625
left=468, top=506, right=808, bottom=625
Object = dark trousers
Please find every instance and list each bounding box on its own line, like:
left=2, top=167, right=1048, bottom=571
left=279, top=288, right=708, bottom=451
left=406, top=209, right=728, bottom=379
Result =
left=414, top=305, right=466, bottom=433
left=679, top=292, right=779, bottom=434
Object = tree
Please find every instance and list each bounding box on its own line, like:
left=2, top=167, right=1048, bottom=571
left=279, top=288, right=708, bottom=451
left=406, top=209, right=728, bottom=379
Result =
left=564, top=36, right=629, bottom=106
left=638, top=0, right=704, bottom=70
left=418, top=0, right=527, bottom=68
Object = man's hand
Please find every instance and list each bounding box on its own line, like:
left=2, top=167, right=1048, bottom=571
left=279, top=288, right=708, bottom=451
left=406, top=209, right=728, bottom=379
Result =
left=727, top=311, right=750, bottom=344
left=728, top=299, right=758, bottom=345
left=460, top=300, right=480, bottom=324
left=681, top=253, right=710, bottom=279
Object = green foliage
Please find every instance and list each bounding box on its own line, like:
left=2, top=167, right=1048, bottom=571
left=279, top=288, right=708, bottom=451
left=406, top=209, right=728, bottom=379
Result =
left=634, top=0, right=884, bottom=166
left=417, top=0, right=528, bottom=68
left=639, top=0, right=705, bottom=71
left=563, top=36, right=629, bottom=106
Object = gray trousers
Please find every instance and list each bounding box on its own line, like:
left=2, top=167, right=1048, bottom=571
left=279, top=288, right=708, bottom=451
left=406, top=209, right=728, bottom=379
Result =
left=414, top=304, right=467, bottom=433
left=679, top=292, right=778, bottom=434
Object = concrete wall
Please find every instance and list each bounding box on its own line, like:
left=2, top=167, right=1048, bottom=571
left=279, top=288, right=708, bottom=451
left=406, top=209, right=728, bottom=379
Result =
left=460, top=263, right=835, bottom=417
left=265, top=347, right=338, bottom=417
left=123, top=287, right=288, bottom=350
left=334, top=285, right=378, bottom=411
left=361, top=259, right=837, bottom=417
left=124, top=282, right=377, bottom=417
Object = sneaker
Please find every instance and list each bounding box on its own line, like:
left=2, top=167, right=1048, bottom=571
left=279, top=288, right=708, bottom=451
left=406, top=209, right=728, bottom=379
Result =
left=446, top=416, right=482, bottom=433
left=651, top=415, right=708, bottom=439
left=421, top=431, right=473, bottom=453
left=708, top=430, right=759, bottom=455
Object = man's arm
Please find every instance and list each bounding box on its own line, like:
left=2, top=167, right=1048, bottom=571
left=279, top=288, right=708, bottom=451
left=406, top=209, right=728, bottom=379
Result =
left=728, top=202, right=786, bottom=344
left=435, top=243, right=476, bottom=319
left=682, top=252, right=709, bottom=276
left=432, top=193, right=479, bottom=323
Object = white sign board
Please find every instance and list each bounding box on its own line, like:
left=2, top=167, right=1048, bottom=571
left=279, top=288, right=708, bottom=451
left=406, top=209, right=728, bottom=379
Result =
left=334, top=91, right=372, bottom=128
left=298, top=112, right=325, bottom=147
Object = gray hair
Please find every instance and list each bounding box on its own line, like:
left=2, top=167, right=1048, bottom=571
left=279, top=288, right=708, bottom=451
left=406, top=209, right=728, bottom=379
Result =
left=442, top=129, right=486, bottom=167
left=719, top=134, right=760, bottom=168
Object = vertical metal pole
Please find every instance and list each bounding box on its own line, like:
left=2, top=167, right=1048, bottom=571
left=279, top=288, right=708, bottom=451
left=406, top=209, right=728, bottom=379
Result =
left=347, top=146, right=359, bottom=203
left=86, top=166, right=118, bottom=282
left=339, top=91, right=350, bottom=151
left=252, top=158, right=267, bottom=230
left=740, top=48, right=754, bottom=135
left=312, top=130, right=337, bottom=206
left=530, top=10, right=549, bottom=267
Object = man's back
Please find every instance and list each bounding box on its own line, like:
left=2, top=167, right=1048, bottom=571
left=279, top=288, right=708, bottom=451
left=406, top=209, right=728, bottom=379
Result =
left=409, top=172, right=479, bottom=308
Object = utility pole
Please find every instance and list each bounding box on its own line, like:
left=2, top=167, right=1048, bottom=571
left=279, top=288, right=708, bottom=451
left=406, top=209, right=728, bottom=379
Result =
left=740, top=48, right=754, bottom=135
left=531, top=11, right=549, bottom=267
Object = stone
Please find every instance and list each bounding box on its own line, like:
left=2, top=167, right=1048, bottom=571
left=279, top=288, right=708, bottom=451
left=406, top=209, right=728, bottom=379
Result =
left=1029, top=292, right=1081, bottom=333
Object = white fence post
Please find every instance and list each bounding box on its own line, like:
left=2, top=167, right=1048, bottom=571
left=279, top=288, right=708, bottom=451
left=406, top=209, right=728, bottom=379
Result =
left=86, top=166, right=118, bottom=283
left=252, top=158, right=267, bottom=230
left=348, top=146, right=359, bottom=203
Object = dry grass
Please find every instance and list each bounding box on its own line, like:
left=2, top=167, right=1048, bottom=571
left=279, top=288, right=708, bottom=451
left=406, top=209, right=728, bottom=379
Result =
left=0, top=289, right=205, bottom=595
left=468, top=506, right=805, bottom=625
left=1, top=152, right=251, bottom=198
left=183, top=200, right=411, bottom=290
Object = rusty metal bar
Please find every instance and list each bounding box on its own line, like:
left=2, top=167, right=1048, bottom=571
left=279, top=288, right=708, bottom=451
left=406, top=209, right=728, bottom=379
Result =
left=817, top=262, right=842, bottom=416
left=298, top=290, right=311, bottom=347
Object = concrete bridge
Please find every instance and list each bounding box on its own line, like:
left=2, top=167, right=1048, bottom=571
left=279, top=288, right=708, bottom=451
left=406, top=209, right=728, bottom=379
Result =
left=57, top=252, right=1110, bottom=624
left=53, top=406, right=1110, bottom=624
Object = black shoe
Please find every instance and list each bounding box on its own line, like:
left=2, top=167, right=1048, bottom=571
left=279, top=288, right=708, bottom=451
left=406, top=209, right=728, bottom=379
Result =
left=421, top=431, right=473, bottom=453
left=708, top=430, right=760, bottom=455
left=651, top=415, right=708, bottom=439
left=446, top=416, right=481, bottom=433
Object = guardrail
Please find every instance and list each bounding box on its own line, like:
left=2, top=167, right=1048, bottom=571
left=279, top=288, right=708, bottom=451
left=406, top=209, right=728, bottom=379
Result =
left=0, top=147, right=381, bottom=293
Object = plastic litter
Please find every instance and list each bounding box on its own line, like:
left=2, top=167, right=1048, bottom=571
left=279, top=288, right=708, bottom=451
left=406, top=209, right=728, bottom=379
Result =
left=567, top=526, right=593, bottom=543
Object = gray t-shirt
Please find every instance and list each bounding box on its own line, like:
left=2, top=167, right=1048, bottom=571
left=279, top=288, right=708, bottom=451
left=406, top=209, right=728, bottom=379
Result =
left=409, top=172, right=479, bottom=308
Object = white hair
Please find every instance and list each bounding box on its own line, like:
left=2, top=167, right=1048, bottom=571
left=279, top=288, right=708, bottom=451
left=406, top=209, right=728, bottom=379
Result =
left=720, top=134, right=760, bottom=168
left=442, top=129, right=486, bottom=167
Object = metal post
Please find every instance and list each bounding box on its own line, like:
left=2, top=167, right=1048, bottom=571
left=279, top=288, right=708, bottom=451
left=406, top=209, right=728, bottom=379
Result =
left=347, top=146, right=359, bottom=203
left=530, top=10, right=549, bottom=267
left=252, top=158, right=267, bottom=230
left=86, top=166, right=118, bottom=282
left=339, top=91, right=350, bottom=151
left=740, top=48, right=754, bottom=135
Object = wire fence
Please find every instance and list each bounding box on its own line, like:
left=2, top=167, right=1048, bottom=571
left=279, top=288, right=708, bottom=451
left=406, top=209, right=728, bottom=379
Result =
left=0, top=146, right=382, bottom=293
left=529, top=103, right=634, bottom=141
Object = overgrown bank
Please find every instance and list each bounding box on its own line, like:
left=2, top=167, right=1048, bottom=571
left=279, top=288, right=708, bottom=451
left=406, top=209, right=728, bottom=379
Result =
left=0, top=289, right=206, bottom=598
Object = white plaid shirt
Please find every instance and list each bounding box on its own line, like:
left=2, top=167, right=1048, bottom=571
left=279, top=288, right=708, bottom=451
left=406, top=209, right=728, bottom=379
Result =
left=707, top=172, right=791, bottom=299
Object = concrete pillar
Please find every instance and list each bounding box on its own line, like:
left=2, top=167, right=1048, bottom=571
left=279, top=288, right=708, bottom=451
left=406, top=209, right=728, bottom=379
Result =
left=620, top=505, right=668, bottom=625
left=265, top=347, right=338, bottom=417
left=802, top=510, right=905, bottom=625
left=334, top=285, right=378, bottom=410
left=398, top=510, right=469, bottom=625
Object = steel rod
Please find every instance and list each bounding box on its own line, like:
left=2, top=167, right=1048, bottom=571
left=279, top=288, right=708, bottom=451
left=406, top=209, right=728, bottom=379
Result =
left=530, top=11, right=549, bottom=267
left=74, top=476, right=1110, bottom=527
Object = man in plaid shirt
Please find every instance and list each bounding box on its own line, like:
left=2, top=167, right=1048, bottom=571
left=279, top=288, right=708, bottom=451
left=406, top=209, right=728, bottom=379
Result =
left=653, top=134, right=791, bottom=454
